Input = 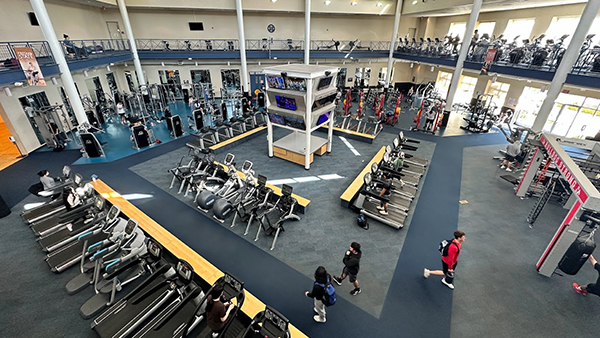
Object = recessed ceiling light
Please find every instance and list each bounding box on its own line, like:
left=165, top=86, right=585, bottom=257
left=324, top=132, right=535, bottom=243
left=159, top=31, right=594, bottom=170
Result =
left=351, top=1, right=358, bottom=6
left=324, top=0, right=331, bottom=5
left=412, top=0, right=417, bottom=4
left=376, top=2, right=383, bottom=7
left=271, top=0, right=277, bottom=2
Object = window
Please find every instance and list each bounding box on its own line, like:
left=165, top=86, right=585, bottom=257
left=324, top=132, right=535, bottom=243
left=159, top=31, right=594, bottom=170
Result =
left=447, top=22, right=467, bottom=40
left=514, top=86, right=547, bottom=127
left=454, top=75, right=478, bottom=105
left=545, top=16, right=580, bottom=47
left=476, top=22, right=496, bottom=39
left=486, top=81, right=510, bottom=108
left=503, top=19, right=535, bottom=44
left=435, top=71, right=452, bottom=99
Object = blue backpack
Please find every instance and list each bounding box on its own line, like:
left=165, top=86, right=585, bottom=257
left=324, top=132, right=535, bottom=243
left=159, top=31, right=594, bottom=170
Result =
left=315, top=277, right=337, bottom=306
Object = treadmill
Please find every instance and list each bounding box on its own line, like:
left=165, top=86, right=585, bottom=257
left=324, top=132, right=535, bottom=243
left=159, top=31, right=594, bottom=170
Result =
left=37, top=196, right=106, bottom=252
left=371, top=163, right=417, bottom=200
left=129, top=263, right=207, bottom=338
left=353, top=173, right=407, bottom=229
left=30, top=189, right=97, bottom=237
left=45, top=205, right=123, bottom=273
left=392, top=138, right=428, bottom=168
left=91, top=245, right=183, bottom=338
left=378, top=155, right=420, bottom=187
left=237, top=305, right=290, bottom=338
left=22, top=171, right=82, bottom=224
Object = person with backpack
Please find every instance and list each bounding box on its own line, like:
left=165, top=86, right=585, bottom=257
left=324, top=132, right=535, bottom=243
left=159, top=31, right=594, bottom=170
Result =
left=333, top=242, right=362, bottom=296
left=305, top=266, right=336, bottom=323
left=424, top=230, right=466, bottom=290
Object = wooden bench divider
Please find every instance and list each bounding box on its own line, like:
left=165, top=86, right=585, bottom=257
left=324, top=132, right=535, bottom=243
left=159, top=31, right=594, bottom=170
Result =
left=340, top=146, right=386, bottom=208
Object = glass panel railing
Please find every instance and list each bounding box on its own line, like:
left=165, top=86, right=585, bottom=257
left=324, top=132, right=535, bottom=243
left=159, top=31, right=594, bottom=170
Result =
left=0, top=41, right=55, bottom=72
left=61, top=39, right=131, bottom=61
left=135, top=39, right=239, bottom=52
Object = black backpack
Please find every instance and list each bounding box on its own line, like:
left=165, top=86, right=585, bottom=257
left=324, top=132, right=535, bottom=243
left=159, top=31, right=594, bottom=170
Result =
left=439, top=239, right=460, bottom=257
left=357, top=212, right=369, bottom=230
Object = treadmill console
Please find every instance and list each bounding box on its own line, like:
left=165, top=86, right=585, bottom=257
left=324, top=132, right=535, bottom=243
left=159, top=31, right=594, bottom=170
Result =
left=241, top=160, right=253, bottom=173
left=147, top=240, right=162, bottom=259
left=94, top=197, right=105, bottom=210
left=177, top=260, right=194, bottom=281
left=393, top=137, right=399, bottom=149
left=371, top=162, right=379, bottom=174
left=62, top=165, right=72, bottom=178
left=257, top=174, right=267, bottom=186
left=264, top=306, right=289, bottom=333
left=223, top=273, right=243, bottom=292
left=125, top=219, right=139, bottom=235
left=224, top=153, right=235, bottom=165
left=107, top=205, right=120, bottom=221
left=282, top=184, right=293, bottom=197
left=74, top=174, right=83, bottom=185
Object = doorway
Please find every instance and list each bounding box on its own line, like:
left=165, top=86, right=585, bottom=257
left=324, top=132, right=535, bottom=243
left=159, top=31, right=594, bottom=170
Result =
left=249, top=72, right=265, bottom=95
left=18, top=91, right=51, bottom=144
left=0, top=107, right=23, bottom=170
left=220, top=69, right=241, bottom=94
left=106, top=21, right=122, bottom=39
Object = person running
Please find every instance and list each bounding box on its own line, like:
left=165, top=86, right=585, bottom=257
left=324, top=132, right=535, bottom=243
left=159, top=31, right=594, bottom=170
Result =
left=333, top=242, right=362, bottom=296
left=305, top=266, right=330, bottom=323
left=424, top=230, right=466, bottom=290
left=573, top=255, right=600, bottom=297
left=206, top=285, right=236, bottom=337
left=500, top=140, right=521, bottom=172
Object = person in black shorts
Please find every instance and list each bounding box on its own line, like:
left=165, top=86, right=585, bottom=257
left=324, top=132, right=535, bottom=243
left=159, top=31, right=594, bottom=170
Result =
left=376, top=176, right=393, bottom=215
left=573, top=254, right=600, bottom=297
left=333, top=242, right=362, bottom=296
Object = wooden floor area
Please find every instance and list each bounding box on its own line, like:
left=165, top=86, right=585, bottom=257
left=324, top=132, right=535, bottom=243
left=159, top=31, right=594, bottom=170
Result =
left=0, top=123, right=24, bottom=171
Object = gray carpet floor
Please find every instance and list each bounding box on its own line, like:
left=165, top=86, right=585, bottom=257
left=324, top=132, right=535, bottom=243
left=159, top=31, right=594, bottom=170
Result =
left=452, top=144, right=600, bottom=338
left=130, top=127, right=435, bottom=318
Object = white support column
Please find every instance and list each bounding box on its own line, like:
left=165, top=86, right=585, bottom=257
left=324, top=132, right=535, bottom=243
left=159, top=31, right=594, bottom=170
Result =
left=117, top=0, right=146, bottom=86
left=385, top=0, right=403, bottom=87
left=29, top=0, right=88, bottom=125
left=235, top=0, right=250, bottom=94
left=304, top=0, right=311, bottom=65
left=305, top=78, right=313, bottom=169
left=327, top=103, right=334, bottom=153
left=444, top=0, right=482, bottom=111
left=531, top=0, right=600, bottom=133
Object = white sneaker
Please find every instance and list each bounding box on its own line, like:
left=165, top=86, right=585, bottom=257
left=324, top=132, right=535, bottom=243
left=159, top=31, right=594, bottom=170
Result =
left=313, top=315, right=326, bottom=323
left=500, top=165, right=505, bottom=169
left=423, top=268, right=430, bottom=278
left=441, top=278, right=455, bottom=290
left=376, top=205, right=385, bottom=211
left=506, top=168, right=513, bottom=172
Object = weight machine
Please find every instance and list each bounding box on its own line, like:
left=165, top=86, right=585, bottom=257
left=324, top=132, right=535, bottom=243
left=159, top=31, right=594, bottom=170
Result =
left=32, top=104, right=78, bottom=149
left=518, top=134, right=600, bottom=278
left=460, top=94, right=497, bottom=133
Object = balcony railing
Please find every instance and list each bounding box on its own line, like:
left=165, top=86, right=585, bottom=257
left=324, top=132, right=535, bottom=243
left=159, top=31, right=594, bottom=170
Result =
left=0, top=41, right=55, bottom=72
left=61, top=39, right=131, bottom=61
left=136, top=39, right=239, bottom=52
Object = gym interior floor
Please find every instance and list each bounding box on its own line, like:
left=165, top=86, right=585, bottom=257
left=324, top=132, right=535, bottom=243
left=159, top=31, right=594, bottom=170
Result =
left=0, top=101, right=598, bottom=338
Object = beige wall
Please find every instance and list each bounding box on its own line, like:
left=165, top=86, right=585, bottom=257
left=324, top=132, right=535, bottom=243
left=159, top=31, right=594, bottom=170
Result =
left=0, top=0, right=111, bottom=41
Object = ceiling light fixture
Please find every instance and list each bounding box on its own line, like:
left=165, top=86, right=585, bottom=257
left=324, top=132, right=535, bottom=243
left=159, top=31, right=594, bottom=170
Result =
left=376, top=2, right=383, bottom=7
left=324, top=0, right=331, bottom=5
left=410, top=62, right=414, bottom=68
left=271, top=0, right=277, bottom=2
left=379, top=4, right=390, bottom=15
left=351, top=1, right=358, bottom=6
left=412, top=0, right=417, bottom=4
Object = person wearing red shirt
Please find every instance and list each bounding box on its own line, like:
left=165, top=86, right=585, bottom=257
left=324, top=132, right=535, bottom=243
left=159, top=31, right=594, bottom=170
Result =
left=423, top=230, right=466, bottom=290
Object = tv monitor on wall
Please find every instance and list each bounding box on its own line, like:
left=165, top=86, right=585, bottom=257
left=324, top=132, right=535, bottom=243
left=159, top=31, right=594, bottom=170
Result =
left=275, top=95, right=297, bottom=111
left=268, top=113, right=286, bottom=125
left=317, top=111, right=331, bottom=125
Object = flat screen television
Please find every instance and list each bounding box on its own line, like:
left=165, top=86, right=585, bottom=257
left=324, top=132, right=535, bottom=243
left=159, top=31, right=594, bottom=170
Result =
left=275, top=95, right=297, bottom=111
left=317, top=111, right=331, bottom=125
left=284, top=116, right=306, bottom=129
left=285, top=77, right=306, bottom=91
left=267, top=75, right=285, bottom=89
left=268, top=113, right=286, bottom=125
left=317, top=76, right=333, bottom=90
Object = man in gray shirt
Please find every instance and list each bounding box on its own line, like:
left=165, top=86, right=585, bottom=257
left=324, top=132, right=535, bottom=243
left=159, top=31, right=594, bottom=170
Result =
left=38, top=170, right=56, bottom=191
left=500, top=140, right=521, bottom=172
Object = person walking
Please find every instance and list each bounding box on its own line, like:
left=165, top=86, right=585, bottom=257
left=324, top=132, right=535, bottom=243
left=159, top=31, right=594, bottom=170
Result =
left=333, top=242, right=362, bottom=296
left=206, top=285, right=236, bottom=337
left=305, top=266, right=330, bottom=323
left=573, top=254, right=600, bottom=297
left=424, top=230, right=466, bottom=290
